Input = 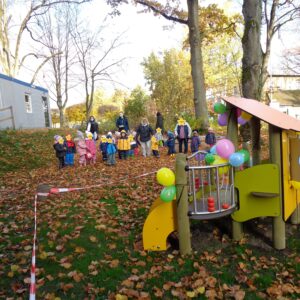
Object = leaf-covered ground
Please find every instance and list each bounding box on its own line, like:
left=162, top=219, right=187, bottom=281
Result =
left=0, top=129, right=299, bottom=299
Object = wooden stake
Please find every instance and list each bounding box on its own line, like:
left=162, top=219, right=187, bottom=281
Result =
left=175, top=154, right=192, bottom=255
left=227, top=104, right=244, bottom=240
left=269, top=125, right=285, bottom=249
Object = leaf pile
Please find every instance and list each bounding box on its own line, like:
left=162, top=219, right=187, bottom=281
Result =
left=0, top=129, right=299, bottom=299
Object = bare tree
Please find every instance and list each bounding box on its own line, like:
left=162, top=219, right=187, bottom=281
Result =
left=29, top=4, right=79, bottom=127
left=72, top=23, right=127, bottom=119
left=0, top=0, right=89, bottom=78
left=282, top=47, right=300, bottom=74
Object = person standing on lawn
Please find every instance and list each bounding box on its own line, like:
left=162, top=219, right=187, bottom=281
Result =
left=116, top=112, right=129, bottom=132
left=136, top=117, right=154, bottom=157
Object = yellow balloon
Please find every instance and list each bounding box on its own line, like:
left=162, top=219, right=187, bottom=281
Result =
left=157, top=168, right=175, bottom=186
left=212, top=156, right=228, bottom=176
left=241, top=111, right=252, bottom=121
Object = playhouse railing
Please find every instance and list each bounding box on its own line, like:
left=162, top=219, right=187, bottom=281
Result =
left=186, top=151, right=237, bottom=220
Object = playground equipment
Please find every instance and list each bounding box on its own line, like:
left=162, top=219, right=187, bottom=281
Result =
left=143, top=96, right=300, bottom=253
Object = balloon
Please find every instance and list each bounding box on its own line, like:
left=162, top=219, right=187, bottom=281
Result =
left=213, top=102, right=226, bottom=114
left=218, top=113, right=228, bottom=126
left=212, top=156, right=228, bottom=175
left=229, top=152, right=245, bottom=167
left=205, top=153, right=215, bottom=164
left=160, top=185, right=176, bottom=202
left=238, top=149, right=250, bottom=162
left=210, top=145, right=217, bottom=155
left=237, top=108, right=242, bottom=117
left=241, top=111, right=252, bottom=121
left=157, top=168, right=175, bottom=186
left=216, top=139, right=235, bottom=159
left=238, top=116, right=247, bottom=125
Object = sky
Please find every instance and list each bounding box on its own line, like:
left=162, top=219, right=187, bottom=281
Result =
left=10, top=0, right=300, bottom=108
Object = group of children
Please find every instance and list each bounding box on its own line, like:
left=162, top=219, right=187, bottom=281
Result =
left=53, top=127, right=216, bottom=169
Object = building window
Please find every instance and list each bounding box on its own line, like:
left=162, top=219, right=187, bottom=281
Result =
left=42, top=96, right=50, bottom=127
left=25, top=94, right=32, bottom=113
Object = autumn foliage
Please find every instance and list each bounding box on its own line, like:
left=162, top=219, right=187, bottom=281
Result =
left=0, top=129, right=299, bottom=299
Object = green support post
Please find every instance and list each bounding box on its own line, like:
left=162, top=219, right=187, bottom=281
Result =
left=175, top=154, right=192, bottom=255
left=227, top=104, right=244, bottom=240
left=269, top=125, right=285, bottom=249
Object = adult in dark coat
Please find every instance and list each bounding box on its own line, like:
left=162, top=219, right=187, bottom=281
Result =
left=136, top=118, right=154, bottom=157
left=155, top=112, right=164, bottom=133
left=116, top=112, right=129, bottom=132
left=86, top=116, right=99, bottom=141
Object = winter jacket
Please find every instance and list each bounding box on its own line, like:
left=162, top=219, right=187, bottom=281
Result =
left=53, top=143, right=66, bottom=158
left=136, top=124, right=154, bottom=142
left=151, top=139, right=159, bottom=151
left=175, top=123, right=192, bottom=139
left=107, top=143, right=117, bottom=155
left=116, top=116, right=129, bottom=131
left=86, top=139, right=97, bottom=156
left=87, top=120, right=99, bottom=134
left=117, top=138, right=130, bottom=150
left=64, top=140, right=76, bottom=154
left=99, top=142, right=107, bottom=153
left=191, top=136, right=201, bottom=153
left=205, top=133, right=216, bottom=146
left=166, top=132, right=175, bottom=148
left=77, top=140, right=87, bottom=156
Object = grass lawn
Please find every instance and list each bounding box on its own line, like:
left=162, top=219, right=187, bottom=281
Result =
left=0, top=129, right=299, bottom=299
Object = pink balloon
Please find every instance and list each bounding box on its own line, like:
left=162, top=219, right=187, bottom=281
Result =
left=216, top=139, right=235, bottom=159
left=238, top=116, right=247, bottom=125
left=218, top=113, right=228, bottom=126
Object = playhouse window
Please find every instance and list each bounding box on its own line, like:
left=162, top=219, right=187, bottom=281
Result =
left=24, top=94, right=32, bottom=113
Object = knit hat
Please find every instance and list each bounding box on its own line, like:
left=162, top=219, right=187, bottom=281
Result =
left=77, top=130, right=84, bottom=139
left=54, top=135, right=61, bottom=142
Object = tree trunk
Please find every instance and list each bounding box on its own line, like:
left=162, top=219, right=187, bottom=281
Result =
left=241, top=0, right=262, bottom=165
left=58, top=105, right=65, bottom=128
left=187, top=0, right=208, bottom=128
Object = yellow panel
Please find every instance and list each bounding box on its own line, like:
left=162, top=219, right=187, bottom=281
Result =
left=282, top=130, right=299, bottom=220
left=143, top=198, right=177, bottom=251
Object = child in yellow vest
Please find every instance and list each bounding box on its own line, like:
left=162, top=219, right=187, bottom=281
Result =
left=117, top=130, right=130, bottom=159
left=151, top=136, right=160, bottom=158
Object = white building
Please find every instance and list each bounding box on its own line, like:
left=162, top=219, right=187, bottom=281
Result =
left=0, top=73, right=51, bottom=129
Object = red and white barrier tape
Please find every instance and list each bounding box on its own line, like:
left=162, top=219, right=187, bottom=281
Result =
left=29, top=168, right=166, bottom=299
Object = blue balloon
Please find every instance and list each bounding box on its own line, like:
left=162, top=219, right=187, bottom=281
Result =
left=229, top=152, right=245, bottom=167
left=210, top=145, right=217, bottom=155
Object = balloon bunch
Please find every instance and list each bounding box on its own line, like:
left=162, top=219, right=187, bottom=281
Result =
left=213, top=102, right=253, bottom=126
left=156, top=168, right=176, bottom=202
left=205, top=139, right=250, bottom=169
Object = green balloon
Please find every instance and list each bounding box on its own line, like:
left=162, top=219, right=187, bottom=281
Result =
left=205, top=153, right=215, bottom=165
left=238, top=149, right=250, bottom=162
left=160, top=185, right=176, bottom=202
left=213, top=102, right=226, bottom=114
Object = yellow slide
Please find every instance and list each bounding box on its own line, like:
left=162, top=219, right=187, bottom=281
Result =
left=143, top=197, right=177, bottom=251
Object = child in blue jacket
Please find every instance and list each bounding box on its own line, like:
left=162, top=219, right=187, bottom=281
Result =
left=106, top=135, right=117, bottom=166
left=166, top=131, right=176, bottom=157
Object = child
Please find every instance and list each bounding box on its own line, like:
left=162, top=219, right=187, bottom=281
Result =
left=128, top=132, right=136, bottom=158
left=64, top=134, right=76, bottom=166
left=166, top=131, right=176, bottom=157
left=191, top=129, right=201, bottom=159
left=151, top=136, right=160, bottom=158
left=117, top=130, right=130, bottom=159
left=106, top=135, right=117, bottom=166
left=99, top=135, right=108, bottom=162
left=76, top=131, right=87, bottom=166
left=53, top=135, right=66, bottom=169
left=85, top=132, right=97, bottom=164
left=155, top=127, right=164, bottom=147
left=205, top=127, right=216, bottom=148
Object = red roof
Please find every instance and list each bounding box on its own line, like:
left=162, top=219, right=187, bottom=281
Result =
left=222, top=96, right=300, bottom=132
